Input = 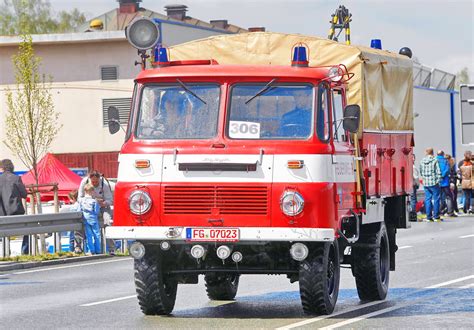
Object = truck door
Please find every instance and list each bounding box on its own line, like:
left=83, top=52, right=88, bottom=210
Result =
left=331, top=88, right=357, bottom=214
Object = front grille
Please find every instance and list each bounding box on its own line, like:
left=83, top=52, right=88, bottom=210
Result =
left=163, top=186, right=268, bottom=215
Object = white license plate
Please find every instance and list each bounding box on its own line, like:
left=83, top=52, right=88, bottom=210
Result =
left=186, top=228, right=240, bottom=242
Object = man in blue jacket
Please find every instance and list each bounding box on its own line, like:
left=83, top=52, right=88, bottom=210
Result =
left=437, top=150, right=455, bottom=216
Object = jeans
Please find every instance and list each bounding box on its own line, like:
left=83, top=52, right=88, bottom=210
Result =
left=410, top=185, right=418, bottom=212
left=463, top=189, right=473, bottom=213
left=84, top=221, right=102, bottom=254
left=424, top=184, right=441, bottom=219
left=21, top=235, right=29, bottom=255
left=440, top=186, right=453, bottom=214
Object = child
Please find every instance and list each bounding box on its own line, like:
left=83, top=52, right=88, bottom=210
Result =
left=79, top=183, right=102, bottom=255
left=67, top=190, right=84, bottom=253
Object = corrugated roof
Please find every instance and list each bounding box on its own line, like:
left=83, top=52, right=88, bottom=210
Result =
left=77, top=8, right=247, bottom=34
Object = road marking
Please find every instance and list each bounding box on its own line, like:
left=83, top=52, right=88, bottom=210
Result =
left=0, top=258, right=131, bottom=276
left=460, top=234, right=474, bottom=239
left=319, top=282, right=474, bottom=330
left=80, top=294, right=137, bottom=306
left=277, top=274, right=474, bottom=330
left=397, top=246, right=413, bottom=250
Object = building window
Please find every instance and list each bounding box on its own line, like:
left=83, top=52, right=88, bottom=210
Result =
left=101, top=66, right=118, bottom=81
left=460, top=85, right=474, bottom=144
left=102, top=98, right=132, bottom=127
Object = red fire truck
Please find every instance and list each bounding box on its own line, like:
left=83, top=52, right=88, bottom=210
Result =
left=107, top=18, right=414, bottom=316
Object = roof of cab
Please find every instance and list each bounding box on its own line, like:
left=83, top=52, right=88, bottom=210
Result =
left=135, top=64, right=330, bottom=81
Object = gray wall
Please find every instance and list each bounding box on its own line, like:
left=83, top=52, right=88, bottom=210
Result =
left=413, top=87, right=472, bottom=166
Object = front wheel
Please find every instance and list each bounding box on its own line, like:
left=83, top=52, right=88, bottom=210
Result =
left=204, top=273, right=240, bottom=300
left=352, top=224, right=390, bottom=301
left=299, top=241, right=340, bottom=315
left=134, top=252, right=178, bottom=315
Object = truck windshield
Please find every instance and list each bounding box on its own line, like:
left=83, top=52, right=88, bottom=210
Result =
left=136, top=84, right=220, bottom=139
left=228, top=84, right=314, bottom=139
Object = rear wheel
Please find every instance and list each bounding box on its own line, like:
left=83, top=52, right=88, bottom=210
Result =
left=352, top=224, right=390, bottom=301
left=204, top=273, right=240, bottom=300
left=134, top=252, right=178, bottom=315
left=299, top=241, right=340, bottom=315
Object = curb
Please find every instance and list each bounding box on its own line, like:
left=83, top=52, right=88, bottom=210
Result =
left=0, top=254, right=116, bottom=272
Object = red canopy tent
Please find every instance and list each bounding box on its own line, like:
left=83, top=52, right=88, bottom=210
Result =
left=21, top=153, right=82, bottom=202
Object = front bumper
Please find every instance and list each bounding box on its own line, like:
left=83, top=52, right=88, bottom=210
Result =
left=105, top=226, right=334, bottom=242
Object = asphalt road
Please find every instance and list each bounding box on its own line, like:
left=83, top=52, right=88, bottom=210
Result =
left=1, top=216, right=473, bottom=329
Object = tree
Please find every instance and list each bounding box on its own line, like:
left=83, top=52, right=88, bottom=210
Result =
left=455, top=67, right=471, bottom=89
left=3, top=35, right=61, bottom=184
left=0, top=0, right=86, bottom=35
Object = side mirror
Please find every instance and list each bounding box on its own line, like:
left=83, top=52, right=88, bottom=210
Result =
left=343, top=104, right=361, bottom=133
left=107, top=106, right=121, bottom=135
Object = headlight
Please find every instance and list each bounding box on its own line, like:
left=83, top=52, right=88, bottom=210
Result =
left=129, top=190, right=152, bottom=215
left=280, top=190, right=305, bottom=216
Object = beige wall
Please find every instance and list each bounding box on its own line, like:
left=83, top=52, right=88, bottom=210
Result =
left=0, top=80, right=132, bottom=171
left=0, top=26, right=229, bottom=172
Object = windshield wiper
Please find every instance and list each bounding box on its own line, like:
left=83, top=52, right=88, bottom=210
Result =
left=176, top=79, right=206, bottom=104
left=245, top=78, right=278, bottom=104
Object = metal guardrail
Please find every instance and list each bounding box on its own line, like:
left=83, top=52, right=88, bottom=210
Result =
left=0, top=212, right=83, bottom=258
left=0, top=212, right=83, bottom=237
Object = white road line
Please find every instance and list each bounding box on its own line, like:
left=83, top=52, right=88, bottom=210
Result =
left=319, top=282, right=474, bottom=330
left=80, top=295, right=137, bottom=307
left=426, top=274, right=474, bottom=288
left=277, top=274, right=474, bottom=330
left=460, top=234, right=474, bottom=239
left=0, top=258, right=131, bottom=276
left=397, top=246, right=413, bottom=250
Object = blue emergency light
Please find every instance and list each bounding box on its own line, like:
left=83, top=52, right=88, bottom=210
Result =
left=291, top=44, right=309, bottom=67
left=370, top=39, right=382, bottom=50
left=154, top=46, right=170, bottom=66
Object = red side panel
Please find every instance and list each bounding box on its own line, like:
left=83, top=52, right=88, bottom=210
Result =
left=361, top=132, right=414, bottom=198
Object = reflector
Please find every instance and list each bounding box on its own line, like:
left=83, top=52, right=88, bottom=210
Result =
left=125, top=17, right=160, bottom=50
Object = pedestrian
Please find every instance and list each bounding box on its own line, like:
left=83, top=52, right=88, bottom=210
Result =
left=419, top=148, right=442, bottom=221
left=66, top=190, right=84, bottom=253
left=0, top=159, right=29, bottom=254
left=78, top=170, right=115, bottom=254
left=410, top=154, right=419, bottom=213
left=437, top=151, right=454, bottom=216
left=446, top=155, right=459, bottom=214
left=459, top=153, right=473, bottom=214
left=79, top=183, right=102, bottom=255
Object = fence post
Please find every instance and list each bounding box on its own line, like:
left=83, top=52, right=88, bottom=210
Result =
left=28, top=193, right=36, bottom=256
left=53, top=186, right=61, bottom=253
left=1, top=237, right=10, bottom=258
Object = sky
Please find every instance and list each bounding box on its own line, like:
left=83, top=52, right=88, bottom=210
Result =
left=49, top=0, right=474, bottom=80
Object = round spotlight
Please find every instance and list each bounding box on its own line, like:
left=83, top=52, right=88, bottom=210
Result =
left=216, top=245, right=232, bottom=260
left=129, top=241, right=146, bottom=259
left=160, top=241, right=170, bottom=251
left=125, top=17, right=160, bottom=51
left=290, top=243, right=309, bottom=261
left=231, top=251, right=243, bottom=263
left=328, top=66, right=343, bottom=82
left=190, top=245, right=206, bottom=259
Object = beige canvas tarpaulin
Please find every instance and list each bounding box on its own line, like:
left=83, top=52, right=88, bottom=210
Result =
left=169, top=32, right=413, bottom=132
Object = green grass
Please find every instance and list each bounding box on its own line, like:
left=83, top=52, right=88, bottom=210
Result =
left=0, top=251, right=79, bottom=262
left=0, top=250, right=130, bottom=262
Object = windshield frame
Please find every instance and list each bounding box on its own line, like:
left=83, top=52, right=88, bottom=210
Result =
left=226, top=82, right=316, bottom=141
left=133, top=82, right=221, bottom=140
